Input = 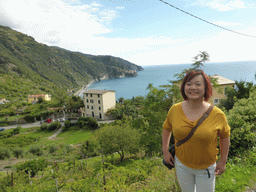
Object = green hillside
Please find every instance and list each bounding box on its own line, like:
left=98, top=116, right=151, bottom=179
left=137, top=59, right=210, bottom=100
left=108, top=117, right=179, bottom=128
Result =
left=0, top=25, right=143, bottom=101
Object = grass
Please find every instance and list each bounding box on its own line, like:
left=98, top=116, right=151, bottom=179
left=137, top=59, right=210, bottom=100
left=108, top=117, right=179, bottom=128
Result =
left=0, top=127, right=255, bottom=191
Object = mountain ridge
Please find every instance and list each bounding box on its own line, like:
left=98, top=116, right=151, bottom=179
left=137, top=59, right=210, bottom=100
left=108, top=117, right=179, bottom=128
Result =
left=0, top=25, right=143, bottom=100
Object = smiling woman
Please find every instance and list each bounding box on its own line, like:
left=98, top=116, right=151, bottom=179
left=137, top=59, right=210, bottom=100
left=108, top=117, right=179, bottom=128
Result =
left=162, top=69, right=231, bottom=192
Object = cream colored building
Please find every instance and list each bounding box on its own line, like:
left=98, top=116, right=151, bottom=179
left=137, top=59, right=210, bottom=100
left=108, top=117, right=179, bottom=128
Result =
left=81, top=89, right=116, bottom=120
left=209, top=74, right=235, bottom=105
left=27, top=94, right=52, bottom=103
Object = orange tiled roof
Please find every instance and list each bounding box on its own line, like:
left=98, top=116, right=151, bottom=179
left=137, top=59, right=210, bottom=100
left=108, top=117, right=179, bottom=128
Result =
left=28, top=94, right=47, bottom=98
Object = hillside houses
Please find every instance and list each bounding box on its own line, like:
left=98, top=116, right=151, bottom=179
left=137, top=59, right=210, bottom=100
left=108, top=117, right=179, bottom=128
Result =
left=27, top=94, right=52, bottom=104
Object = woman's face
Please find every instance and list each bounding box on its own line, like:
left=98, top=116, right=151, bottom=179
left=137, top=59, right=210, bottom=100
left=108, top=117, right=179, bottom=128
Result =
left=184, top=75, right=205, bottom=101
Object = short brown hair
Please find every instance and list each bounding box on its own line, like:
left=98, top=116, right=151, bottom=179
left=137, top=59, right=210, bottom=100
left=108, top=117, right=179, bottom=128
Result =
left=181, top=70, right=212, bottom=101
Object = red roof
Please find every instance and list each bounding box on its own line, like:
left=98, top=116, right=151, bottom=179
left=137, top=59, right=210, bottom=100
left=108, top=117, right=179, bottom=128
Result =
left=28, top=94, right=47, bottom=98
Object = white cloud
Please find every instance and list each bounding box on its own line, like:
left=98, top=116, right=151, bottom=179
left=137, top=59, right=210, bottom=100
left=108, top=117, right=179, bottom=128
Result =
left=194, top=0, right=246, bottom=11
left=0, top=0, right=117, bottom=45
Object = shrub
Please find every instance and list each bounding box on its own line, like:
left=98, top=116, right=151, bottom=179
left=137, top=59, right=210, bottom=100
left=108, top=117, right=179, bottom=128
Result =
left=24, top=115, right=35, bottom=123
left=28, top=145, right=43, bottom=156
left=77, top=117, right=98, bottom=130
left=11, top=126, right=21, bottom=135
left=64, top=120, right=71, bottom=131
left=48, top=145, right=58, bottom=154
left=13, top=147, right=24, bottom=158
left=40, top=123, right=48, bottom=131
left=16, top=158, right=48, bottom=177
left=48, top=121, right=61, bottom=131
left=0, top=147, right=10, bottom=160
left=227, top=91, right=256, bottom=157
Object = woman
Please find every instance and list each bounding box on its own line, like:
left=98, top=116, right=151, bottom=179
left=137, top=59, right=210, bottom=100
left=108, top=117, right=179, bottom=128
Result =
left=162, top=70, right=230, bottom=192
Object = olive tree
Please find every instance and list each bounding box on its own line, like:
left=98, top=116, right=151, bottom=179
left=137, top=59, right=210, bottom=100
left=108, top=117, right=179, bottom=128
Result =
left=93, top=121, right=141, bottom=162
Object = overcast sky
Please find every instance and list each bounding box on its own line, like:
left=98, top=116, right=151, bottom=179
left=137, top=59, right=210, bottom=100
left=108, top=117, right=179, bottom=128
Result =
left=1, top=0, right=256, bottom=66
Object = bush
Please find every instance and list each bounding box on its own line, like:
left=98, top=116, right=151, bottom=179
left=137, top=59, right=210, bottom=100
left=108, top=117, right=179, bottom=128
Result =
left=24, top=115, right=35, bottom=123
left=28, top=145, right=43, bottom=156
left=227, top=90, right=256, bottom=157
left=64, top=120, right=71, bottom=131
left=40, top=123, right=48, bottom=131
left=77, top=117, right=98, bottom=130
left=48, top=121, right=61, bottom=131
left=11, top=126, right=21, bottom=135
left=0, top=147, right=10, bottom=160
left=13, top=147, right=24, bottom=158
left=16, top=158, right=48, bottom=177
left=48, top=145, right=58, bottom=154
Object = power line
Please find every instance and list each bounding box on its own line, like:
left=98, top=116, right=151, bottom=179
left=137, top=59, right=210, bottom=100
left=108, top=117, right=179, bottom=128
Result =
left=159, top=0, right=256, bottom=39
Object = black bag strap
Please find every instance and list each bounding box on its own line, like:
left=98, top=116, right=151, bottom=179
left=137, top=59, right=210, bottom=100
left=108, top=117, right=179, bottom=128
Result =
left=175, top=104, right=214, bottom=147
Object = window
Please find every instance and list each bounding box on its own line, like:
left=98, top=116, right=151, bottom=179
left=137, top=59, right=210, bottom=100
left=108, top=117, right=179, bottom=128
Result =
left=87, top=105, right=89, bottom=109
left=99, top=107, right=101, bottom=110
left=90, top=94, right=92, bottom=97
left=214, top=98, right=219, bottom=105
left=86, top=93, right=88, bottom=97
left=98, top=100, right=100, bottom=104
left=86, top=99, right=89, bottom=103
left=90, top=99, right=94, bottom=103
left=91, top=106, right=94, bottom=109
left=98, top=94, right=100, bottom=98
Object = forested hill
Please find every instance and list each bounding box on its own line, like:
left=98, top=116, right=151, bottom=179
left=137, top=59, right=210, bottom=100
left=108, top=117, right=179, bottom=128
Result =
left=0, top=25, right=143, bottom=100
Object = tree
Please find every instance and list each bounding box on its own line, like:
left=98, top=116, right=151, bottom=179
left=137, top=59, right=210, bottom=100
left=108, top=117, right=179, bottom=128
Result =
left=93, top=120, right=141, bottom=162
left=37, top=96, right=44, bottom=104
left=219, top=81, right=254, bottom=111
left=173, top=51, right=210, bottom=82
left=226, top=89, right=256, bottom=157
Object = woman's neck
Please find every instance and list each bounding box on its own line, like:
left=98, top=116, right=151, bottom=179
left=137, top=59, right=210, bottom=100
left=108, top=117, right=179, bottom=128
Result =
left=186, top=99, right=205, bottom=110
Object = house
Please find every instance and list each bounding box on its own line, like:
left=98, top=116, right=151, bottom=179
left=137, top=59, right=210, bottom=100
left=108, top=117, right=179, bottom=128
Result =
left=27, top=94, right=52, bottom=103
left=209, top=74, right=235, bottom=105
left=81, top=89, right=116, bottom=120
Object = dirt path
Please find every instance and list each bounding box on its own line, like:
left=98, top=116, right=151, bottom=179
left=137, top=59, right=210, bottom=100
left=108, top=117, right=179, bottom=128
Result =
left=48, top=127, right=62, bottom=140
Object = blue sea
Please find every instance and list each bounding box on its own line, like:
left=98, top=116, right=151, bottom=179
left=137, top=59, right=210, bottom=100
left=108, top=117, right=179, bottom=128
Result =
left=86, top=61, right=256, bottom=100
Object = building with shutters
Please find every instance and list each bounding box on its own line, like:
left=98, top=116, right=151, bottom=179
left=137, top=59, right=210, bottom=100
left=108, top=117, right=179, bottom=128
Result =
left=81, top=89, right=116, bottom=120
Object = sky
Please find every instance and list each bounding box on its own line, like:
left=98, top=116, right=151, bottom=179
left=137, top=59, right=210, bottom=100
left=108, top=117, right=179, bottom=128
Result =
left=0, top=0, right=256, bottom=66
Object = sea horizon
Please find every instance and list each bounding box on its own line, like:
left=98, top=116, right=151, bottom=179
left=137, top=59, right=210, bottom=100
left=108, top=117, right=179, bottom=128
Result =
left=83, top=60, right=256, bottom=100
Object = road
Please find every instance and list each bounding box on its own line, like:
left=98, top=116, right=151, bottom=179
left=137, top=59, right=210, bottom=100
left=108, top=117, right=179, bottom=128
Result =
left=2, top=120, right=115, bottom=129
left=2, top=121, right=64, bottom=129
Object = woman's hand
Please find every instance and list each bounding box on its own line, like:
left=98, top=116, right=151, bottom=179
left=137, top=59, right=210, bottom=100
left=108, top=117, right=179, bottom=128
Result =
left=163, top=151, right=175, bottom=166
left=215, top=161, right=226, bottom=175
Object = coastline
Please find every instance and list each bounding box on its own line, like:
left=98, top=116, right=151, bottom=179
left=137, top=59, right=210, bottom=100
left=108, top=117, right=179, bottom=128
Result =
left=74, top=80, right=94, bottom=97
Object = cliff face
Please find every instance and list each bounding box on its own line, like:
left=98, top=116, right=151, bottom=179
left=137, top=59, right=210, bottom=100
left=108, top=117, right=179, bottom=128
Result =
left=0, top=25, right=143, bottom=98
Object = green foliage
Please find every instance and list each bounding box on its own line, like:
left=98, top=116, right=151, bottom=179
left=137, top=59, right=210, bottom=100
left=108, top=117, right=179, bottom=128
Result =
left=0, top=147, right=10, bottom=160
left=11, top=126, right=21, bottom=135
left=16, top=158, right=48, bottom=177
left=40, top=123, right=48, bottom=131
left=219, top=81, right=254, bottom=111
left=12, top=147, right=24, bottom=158
left=48, top=121, right=61, bottom=131
left=24, top=114, right=35, bottom=123
left=63, top=119, right=71, bottom=131
left=227, top=89, right=256, bottom=157
left=48, top=145, right=58, bottom=154
left=77, top=117, right=98, bottom=130
left=94, top=119, right=141, bottom=162
left=1, top=134, right=38, bottom=148
left=80, top=139, right=100, bottom=158
left=28, top=145, right=43, bottom=156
